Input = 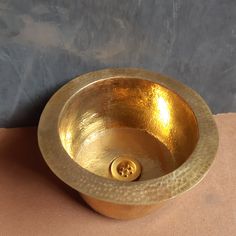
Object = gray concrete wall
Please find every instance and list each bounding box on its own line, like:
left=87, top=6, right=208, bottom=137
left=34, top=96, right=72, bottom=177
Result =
left=0, top=0, right=235, bottom=127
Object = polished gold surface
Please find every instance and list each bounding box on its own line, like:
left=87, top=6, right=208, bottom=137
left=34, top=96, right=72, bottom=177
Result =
left=58, top=78, right=198, bottom=181
left=38, top=68, right=218, bottom=220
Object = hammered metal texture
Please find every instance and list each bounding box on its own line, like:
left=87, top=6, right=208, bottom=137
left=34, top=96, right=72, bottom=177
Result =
left=38, top=68, right=218, bottom=209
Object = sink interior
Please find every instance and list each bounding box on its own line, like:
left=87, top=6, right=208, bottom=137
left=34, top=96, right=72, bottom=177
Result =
left=58, top=78, right=199, bottom=181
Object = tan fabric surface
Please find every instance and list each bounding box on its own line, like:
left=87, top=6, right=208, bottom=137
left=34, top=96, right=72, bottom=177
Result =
left=0, top=114, right=235, bottom=236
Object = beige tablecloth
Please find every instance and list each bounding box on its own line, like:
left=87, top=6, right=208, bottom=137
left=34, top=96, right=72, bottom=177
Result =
left=0, top=114, right=235, bottom=236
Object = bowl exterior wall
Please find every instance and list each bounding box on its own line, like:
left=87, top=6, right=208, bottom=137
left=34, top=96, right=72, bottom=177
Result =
left=81, top=193, right=164, bottom=220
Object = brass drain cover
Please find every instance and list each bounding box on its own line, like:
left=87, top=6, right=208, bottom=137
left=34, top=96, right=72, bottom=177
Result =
left=110, top=156, right=142, bottom=182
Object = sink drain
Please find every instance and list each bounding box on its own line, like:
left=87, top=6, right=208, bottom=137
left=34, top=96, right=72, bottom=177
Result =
left=110, top=156, right=142, bottom=182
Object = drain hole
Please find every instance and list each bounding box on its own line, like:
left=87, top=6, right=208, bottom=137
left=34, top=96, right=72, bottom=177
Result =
left=110, top=156, right=142, bottom=182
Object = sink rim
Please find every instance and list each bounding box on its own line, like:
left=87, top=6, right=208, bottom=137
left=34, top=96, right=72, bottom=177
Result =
left=38, top=68, right=218, bottom=205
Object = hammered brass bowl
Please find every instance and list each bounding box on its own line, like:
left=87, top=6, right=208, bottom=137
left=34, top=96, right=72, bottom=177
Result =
left=38, top=68, right=218, bottom=219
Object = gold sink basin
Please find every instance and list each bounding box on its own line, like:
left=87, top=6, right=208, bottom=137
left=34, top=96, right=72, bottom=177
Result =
left=38, top=68, right=218, bottom=219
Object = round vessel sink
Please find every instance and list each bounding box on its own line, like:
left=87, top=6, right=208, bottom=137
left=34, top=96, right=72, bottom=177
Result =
left=38, top=68, right=218, bottom=219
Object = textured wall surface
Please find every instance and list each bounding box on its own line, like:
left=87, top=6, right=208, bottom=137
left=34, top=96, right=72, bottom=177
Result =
left=0, top=0, right=235, bottom=127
